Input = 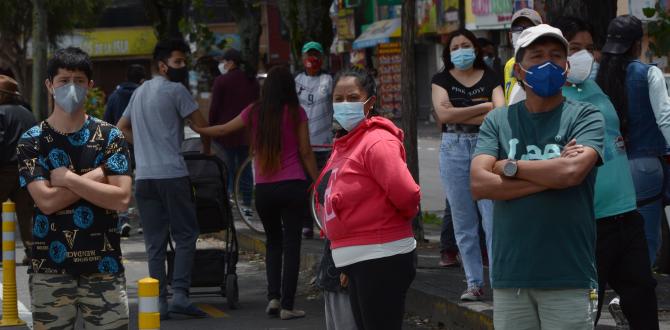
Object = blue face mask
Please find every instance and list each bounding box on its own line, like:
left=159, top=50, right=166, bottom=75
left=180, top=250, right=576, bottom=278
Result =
left=587, top=61, right=599, bottom=81
left=333, top=98, right=371, bottom=132
left=519, top=61, right=567, bottom=97
left=483, top=56, right=495, bottom=69
left=451, top=48, right=476, bottom=70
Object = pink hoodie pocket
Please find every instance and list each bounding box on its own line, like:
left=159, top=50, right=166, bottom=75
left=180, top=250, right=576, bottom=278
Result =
left=324, top=192, right=347, bottom=241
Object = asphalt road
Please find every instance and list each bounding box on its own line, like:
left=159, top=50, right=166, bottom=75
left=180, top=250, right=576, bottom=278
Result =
left=3, top=232, right=435, bottom=330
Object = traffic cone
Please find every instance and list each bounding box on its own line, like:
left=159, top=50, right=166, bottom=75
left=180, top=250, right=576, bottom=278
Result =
left=0, top=200, right=25, bottom=326
left=138, top=277, right=160, bottom=329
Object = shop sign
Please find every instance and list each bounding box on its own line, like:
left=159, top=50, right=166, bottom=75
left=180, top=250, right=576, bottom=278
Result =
left=338, top=8, right=356, bottom=40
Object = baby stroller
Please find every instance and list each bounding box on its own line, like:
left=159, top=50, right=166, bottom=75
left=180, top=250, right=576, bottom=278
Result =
left=166, top=136, right=239, bottom=309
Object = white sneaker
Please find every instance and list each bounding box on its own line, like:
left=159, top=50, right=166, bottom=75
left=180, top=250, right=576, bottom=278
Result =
left=608, top=297, right=630, bottom=329
left=265, top=299, right=280, bottom=316
left=280, top=309, right=306, bottom=320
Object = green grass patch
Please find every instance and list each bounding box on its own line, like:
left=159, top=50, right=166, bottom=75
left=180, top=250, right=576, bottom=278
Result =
left=422, top=211, right=442, bottom=225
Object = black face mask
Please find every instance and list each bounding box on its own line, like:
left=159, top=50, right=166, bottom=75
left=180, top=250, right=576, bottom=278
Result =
left=165, top=65, right=188, bottom=83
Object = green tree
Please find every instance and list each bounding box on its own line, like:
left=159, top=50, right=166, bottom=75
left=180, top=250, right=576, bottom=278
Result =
left=182, top=0, right=261, bottom=75
left=0, top=0, right=105, bottom=118
left=144, top=0, right=187, bottom=40
left=277, top=0, right=333, bottom=70
left=545, top=0, right=617, bottom=49
left=224, top=0, right=262, bottom=75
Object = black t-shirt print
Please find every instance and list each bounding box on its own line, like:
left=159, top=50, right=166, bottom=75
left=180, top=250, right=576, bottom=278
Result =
left=431, top=68, right=500, bottom=134
left=16, top=116, right=130, bottom=275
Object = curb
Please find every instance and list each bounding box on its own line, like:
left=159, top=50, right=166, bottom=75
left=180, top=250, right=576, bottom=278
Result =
left=233, top=224, right=493, bottom=329
left=234, top=226, right=321, bottom=274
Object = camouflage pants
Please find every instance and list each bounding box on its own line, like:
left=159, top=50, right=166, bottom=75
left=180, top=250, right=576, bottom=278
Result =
left=29, top=273, right=129, bottom=330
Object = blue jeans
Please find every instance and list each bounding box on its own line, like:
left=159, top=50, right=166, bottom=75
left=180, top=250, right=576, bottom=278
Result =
left=439, top=133, right=493, bottom=287
left=629, top=156, right=664, bottom=265
left=224, top=146, right=253, bottom=207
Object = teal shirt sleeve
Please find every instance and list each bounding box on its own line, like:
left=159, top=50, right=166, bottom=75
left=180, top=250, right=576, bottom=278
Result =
left=474, top=108, right=501, bottom=159
left=571, top=103, right=605, bottom=165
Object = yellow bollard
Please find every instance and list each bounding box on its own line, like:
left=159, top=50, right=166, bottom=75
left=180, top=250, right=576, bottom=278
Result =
left=138, top=277, right=160, bottom=330
left=0, top=200, right=25, bottom=326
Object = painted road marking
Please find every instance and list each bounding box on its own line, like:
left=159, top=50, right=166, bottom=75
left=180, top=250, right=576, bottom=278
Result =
left=196, top=303, right=229, bottom=318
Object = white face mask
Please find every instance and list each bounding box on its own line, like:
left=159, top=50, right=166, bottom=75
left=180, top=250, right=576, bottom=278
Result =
left=511, top=32, right=522, bottom=50
left=587, top=61, right=599, bottom=81
left=567, top=49, right=594, bottom=84
left=218, top=62, right=228, bottom=75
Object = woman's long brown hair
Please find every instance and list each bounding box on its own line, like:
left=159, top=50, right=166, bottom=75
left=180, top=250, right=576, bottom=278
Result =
left=250, top=65, right=301, bottom=176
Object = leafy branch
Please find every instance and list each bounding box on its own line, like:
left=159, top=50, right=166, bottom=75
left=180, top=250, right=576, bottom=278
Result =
left=644, top=4, right=670, bottom=57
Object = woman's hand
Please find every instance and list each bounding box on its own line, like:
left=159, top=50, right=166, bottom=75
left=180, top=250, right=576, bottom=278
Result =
left=193, top=125, right=223, bottom=137
left=340, top=273, right=349, bottom=288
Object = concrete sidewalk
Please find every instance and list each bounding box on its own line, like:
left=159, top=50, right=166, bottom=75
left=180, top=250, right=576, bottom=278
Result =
left=229, top=220, right=670, bottom=329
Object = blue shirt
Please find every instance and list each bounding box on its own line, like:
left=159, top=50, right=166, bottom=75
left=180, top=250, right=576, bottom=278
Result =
left=563, top=80, right=637, bottom=219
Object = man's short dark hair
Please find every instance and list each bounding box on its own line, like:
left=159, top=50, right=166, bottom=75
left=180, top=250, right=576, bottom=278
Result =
left=515, top=36, right=567, bottom=63
left=47, top=47, right=93, bottom=81
left=554, top=17, right=594, bottom=45
left=127, top=64, right=147, bottom=84
left=153, top=38, right=190, bottom=63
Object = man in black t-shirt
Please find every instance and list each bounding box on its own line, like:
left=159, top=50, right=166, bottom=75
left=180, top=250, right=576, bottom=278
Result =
left=17, top=47, right=132, bottom=329
left=0, top=75, right=36, bottom=265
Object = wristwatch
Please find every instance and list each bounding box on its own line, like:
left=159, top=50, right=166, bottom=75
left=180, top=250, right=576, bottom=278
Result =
left=502, top=159, right=518, bottom=177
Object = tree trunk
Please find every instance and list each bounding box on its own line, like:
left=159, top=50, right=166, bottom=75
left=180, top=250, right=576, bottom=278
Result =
left=145, top=0, right=187, bottom=40
left=32, top=0, right=48, bottom=120
left=277, top=0, right=333, bottom=71
left=545, top=0, right=617, bottom=49
left=225, top=0, right=262, bottom=75
left=401, top=0, right=424, bottom=241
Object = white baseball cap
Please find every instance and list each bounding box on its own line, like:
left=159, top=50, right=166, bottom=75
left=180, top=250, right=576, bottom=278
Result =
left=514, top=24, right=569, bottom=57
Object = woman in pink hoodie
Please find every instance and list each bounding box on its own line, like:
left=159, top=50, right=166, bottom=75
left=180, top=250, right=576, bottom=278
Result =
left=314, top=67, right=421, bottom=330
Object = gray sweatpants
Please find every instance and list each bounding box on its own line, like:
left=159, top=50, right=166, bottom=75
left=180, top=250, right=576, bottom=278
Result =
left=135, top=177, right=199, bottom=298
left=324, top=290, right=358, bottom=330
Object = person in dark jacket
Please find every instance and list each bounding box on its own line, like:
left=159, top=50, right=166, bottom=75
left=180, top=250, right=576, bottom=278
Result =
left=209, top=48, right=259, bottom=210
left=104, top=64, right=147, bottom=125
left=0, top=75, right=37, bottom=265
left=104, top=64, right=146, bottom=237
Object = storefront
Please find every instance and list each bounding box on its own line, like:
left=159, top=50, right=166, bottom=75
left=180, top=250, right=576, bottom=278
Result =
left=28, top=26, right=158, bottom=97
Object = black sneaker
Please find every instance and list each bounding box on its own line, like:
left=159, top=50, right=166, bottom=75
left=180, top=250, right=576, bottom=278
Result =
left=120, top=223, right=131, bottom=237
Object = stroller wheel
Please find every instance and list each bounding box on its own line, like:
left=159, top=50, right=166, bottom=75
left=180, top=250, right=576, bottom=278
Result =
left=226, top=274, right=239, bottom=310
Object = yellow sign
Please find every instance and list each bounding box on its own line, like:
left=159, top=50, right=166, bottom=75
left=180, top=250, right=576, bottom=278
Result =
left=65, top=27, right=158, bottom=58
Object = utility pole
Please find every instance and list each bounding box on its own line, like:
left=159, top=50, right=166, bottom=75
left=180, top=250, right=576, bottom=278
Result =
left=401, top=0, right=424, bottom=241
left=31, top=0, right=48, bottom=120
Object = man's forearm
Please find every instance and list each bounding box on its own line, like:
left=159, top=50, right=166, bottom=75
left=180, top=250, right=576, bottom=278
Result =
left=65, top=174, right=130, bottom=211
left=472, top=170, right=548, bottom=201
left=515, top=157, right=589, bottom=189
left=37, top=168, right=107, bottom=214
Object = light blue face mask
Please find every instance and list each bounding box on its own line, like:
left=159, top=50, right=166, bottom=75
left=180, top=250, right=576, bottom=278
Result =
left=53, top=83, right=88, bottom=114
left=333, top=97, right=371, bottom=132
left=450, top=48, right=476, bottom=70
left=587, top=61, right=600, bottom=81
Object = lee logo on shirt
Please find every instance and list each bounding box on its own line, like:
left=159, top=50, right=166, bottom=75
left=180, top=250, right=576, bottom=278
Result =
left=507, top=138, right=561, bottom=160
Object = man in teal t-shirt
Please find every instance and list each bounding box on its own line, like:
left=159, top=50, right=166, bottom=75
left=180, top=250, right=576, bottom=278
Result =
left=556, top=17, right=658, bottom=329
left=470, top=25, right=604, bottom=329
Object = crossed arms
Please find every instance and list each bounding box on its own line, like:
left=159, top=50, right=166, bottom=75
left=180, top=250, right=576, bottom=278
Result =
left=431, top=84, right=505, bottom=126
left=27, top=167, right=132, bottom=215
left=470, top=140, right=600, bottom=201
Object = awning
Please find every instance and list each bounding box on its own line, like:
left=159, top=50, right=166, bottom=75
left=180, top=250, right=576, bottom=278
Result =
left=352, top=18, right=401, bottom=50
